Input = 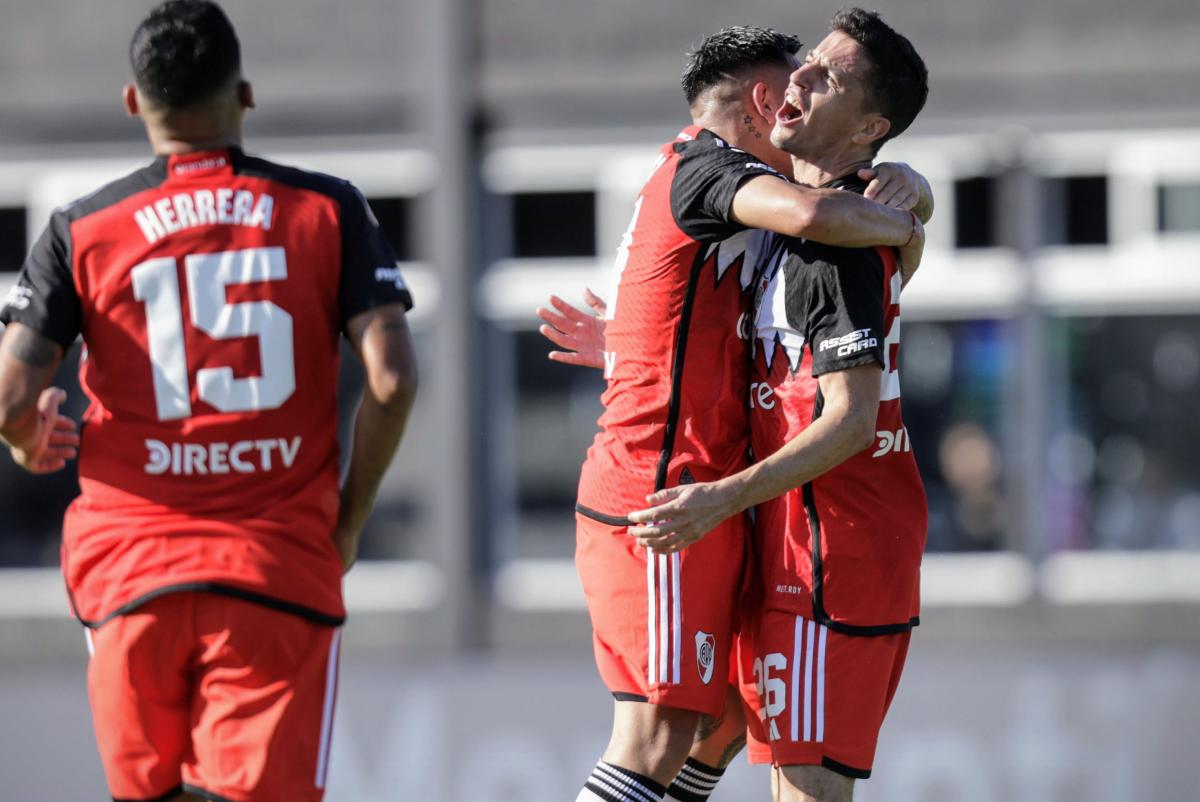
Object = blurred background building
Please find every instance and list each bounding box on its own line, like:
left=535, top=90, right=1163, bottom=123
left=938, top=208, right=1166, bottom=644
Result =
left=1, top=1, right=1199, bottom=799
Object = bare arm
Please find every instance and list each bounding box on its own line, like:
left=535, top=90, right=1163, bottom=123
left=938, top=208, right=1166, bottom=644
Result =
left=627, top=363, right=881, bottom=553
left=731, top=175, right=917, bottom=247
left=334, top=304, right=419, bottom=571
left=0, top=323, right=78, bottom=473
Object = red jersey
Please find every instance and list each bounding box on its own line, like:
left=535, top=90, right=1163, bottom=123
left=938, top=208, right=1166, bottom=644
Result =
left=576, top=127, right=783, bottom=521
left=749, top=175, right=927, bottom=634
left=0, top=147, right=413, bottom=626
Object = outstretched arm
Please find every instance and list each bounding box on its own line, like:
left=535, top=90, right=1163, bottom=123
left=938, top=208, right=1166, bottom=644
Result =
left=335, top=304, right=419, bottom=571
left=627, top=363, right=881, bottom=553
left=0, top=323, right=78, bottom=473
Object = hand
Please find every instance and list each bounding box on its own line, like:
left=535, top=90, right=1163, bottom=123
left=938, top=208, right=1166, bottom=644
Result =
left=626, top=481, right=740, bottom=554
left=896, top=214, right=925, bottom=288
left=9, top=387, right=78, bottom=474
left=859, top=163, right=920, bottom=211
left=536, top=289, right=607, bottom=369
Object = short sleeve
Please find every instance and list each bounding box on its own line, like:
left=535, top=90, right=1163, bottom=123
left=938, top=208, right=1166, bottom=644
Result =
left=0, top=212, right=81, bottom=348
left=670, top=136, right=787, bottom=242
left=338, top=184, right=414, bottom=326
left=788, top=249, right=885, bottom=376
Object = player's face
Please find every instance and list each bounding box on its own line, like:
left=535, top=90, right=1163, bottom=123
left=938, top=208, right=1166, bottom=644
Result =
left=770, top=31, right=874, bottom=160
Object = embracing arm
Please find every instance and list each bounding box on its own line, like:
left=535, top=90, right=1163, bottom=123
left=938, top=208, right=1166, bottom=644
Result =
left=731, top=176, right=919, bottom=247
left=627, top=363, right=881, bottom=553
left=334, top=304, right=419, bottom=571
left=0, top=323, right=78, bottom=473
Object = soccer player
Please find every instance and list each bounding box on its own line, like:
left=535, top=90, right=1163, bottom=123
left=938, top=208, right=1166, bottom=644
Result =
left=0, top=2, right=417, bottom=801
left=562, top=25, right=929, bottom=802
left=628, top=11, right=930, bottom=802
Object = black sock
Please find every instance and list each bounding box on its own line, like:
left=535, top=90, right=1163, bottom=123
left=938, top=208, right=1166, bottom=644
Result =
left=578, top=760, right=668, bottom=802
left=666, top=757, right=725, bottom=802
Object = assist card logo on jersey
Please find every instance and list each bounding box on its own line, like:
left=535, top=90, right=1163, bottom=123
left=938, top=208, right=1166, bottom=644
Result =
left=2, top=284, right=32, bottom=312
left=695, top=631, right=716, bottom=685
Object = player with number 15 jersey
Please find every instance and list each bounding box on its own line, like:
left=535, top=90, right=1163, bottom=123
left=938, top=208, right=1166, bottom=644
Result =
left=5, top=147, right=412, bottom=628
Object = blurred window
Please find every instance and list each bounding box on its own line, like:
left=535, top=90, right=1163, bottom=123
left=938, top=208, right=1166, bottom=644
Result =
left=1042, top=175, right=1108, bottom=245
left=1048, top=315, right=1200, bottom=551
left=0, top=207, right=27, bottom=272
left=1158, top=183, right=1200, bottom=233
left=900, top=319, right=1014, bottom=552
left=953, top=176, right=997, bottom=249
left=510, top=328, right=604, bottom=558
left=512, top=191, right=596, bottom=257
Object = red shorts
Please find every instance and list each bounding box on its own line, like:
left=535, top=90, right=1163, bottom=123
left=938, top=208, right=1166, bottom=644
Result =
left=737, top=608, right=910, bottom=778
left=85, top=592, right=341, bottom=802
left=575, top=510, right=747, bottom=716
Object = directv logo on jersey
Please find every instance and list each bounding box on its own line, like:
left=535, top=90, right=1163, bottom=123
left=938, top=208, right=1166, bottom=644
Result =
left=374, top=267, right=408, bottom=291
left=144, top=436, right=301, bottom=476
left=2, top=285, right=32, bottom=312
left=818, top=328, right=877, bottom=358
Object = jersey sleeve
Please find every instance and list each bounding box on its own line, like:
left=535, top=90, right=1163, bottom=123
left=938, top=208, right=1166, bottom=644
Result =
left=0, top=212, right=81, bottom=349
left=337, top=184, right=414, bottom=326
left=670, top=140, right=787, bottom=242
left=790, top=248, right=886, bottom=376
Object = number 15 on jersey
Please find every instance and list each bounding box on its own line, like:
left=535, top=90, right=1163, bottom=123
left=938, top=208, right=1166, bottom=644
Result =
left=131, top=246, right=296, bottom=422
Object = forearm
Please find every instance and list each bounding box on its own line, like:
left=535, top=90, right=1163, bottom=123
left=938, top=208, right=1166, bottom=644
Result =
left=337, top=390, right=414, bottom=533
left=0, top=326, right=62, bottom=449
left=803, top=190, right=914, bottom=247
left=715, top=411, right=871, bottom=517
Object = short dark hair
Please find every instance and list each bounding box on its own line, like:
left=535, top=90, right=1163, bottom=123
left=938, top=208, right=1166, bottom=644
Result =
left=831, top=8, right=928, bottom=152
left=682, top=26, right=802, bottom=106
left=130, top=0, right=241, bottom=108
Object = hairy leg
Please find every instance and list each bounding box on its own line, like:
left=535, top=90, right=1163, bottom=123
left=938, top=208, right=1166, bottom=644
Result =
left=775, top=765, right=854, bottom=802
left=602, top=700, right=701, bottom=786
left=689, top=684, right=747, bottom=768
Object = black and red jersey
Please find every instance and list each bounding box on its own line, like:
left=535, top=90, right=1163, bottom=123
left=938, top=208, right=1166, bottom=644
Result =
left=0, top=146, right=413, bottom=627
left=749, top=175, right=927, bottom=634
left=576, top=126, right=785, bottom=520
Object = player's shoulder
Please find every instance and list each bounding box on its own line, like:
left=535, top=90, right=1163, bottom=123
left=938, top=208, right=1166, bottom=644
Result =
left=53, top=160, right=171, bottom=227
left=671, top=128, right=784, bottom=178
left=233, top=150, right=362, bottom=204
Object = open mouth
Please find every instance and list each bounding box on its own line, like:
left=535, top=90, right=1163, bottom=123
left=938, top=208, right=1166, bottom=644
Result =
left=776, top=95, right=804, bottom=125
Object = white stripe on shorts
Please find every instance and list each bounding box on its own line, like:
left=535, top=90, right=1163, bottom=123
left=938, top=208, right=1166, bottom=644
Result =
left=646, top=548, right=657, bottom=685
left=314, top=627, right=342, bottom=789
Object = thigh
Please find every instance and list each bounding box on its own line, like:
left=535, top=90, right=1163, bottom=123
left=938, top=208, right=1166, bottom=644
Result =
left=746, top=610, right=911, bottom=779
left=87, top=593, right=194, bottom=801
left=182, top=596, right=341, bottom=802
left=576, top=511, right=747, bottom=716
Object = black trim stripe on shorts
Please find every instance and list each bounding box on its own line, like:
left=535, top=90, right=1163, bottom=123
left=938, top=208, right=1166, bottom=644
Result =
left=805, top=388, right=919, bottom=637
left=69, top=582, right=345, bottom=629
left=823, top=756, right=872, bottom=780
left=182, top=784, right=242, bottom=802
left=113, top=784, right=183, bottom=802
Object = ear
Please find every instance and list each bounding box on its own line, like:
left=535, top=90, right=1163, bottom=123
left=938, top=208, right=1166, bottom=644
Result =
left=122, top=84, right=139, bottom=117
left=852, top=114, right=891, bottom=148
left=237, top=80, right=256, bottom=110
left=749, top=80, right=774, bottom=124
